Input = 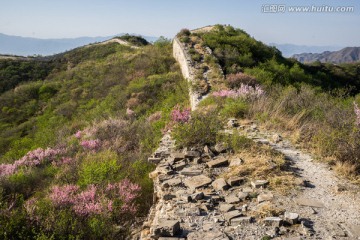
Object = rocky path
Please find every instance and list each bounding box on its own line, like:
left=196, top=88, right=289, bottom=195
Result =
left=136, top=30, right=360, bottom=240
left=245, top=126, right=360, bottom=239
left=138, top=122, right=360, bottom=240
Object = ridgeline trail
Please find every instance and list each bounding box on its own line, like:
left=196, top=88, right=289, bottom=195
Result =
left=136, top=28, right=360, bottom=240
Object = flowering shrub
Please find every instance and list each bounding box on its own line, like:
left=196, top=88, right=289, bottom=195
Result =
left=80, top=139, right=101, bottom=150
left=0, top=147, right=63, bottom=177
left=107, top=178, right=142, bottom=213
left=354, top=102, right=360, bottom=127
left=74, top=130, right=82, bottom=139
left=171, top=105, right=191, bottom=123
left=0, top=164, right=17, bottom=176
left=212, top=84, right=264, bottom=99
left=49, top=179, right=141, bottom=217
left=49, top=184, right=79, bottom=206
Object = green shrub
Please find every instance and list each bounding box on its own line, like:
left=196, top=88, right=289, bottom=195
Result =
left=172, top=108, right=222, bottom=148
left=220, top=98, right=249, bottom=118
left=217, top=133, right=252, bottom=153
left=78, top=150, right=121, bottom=187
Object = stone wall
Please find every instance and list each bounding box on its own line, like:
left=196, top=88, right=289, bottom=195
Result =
left=172, top=38, right=201, bottom=111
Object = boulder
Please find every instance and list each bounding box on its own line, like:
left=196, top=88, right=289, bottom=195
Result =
left=153, top=220, right=181, bottom=237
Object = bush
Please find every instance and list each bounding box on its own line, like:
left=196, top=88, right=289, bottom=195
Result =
left=78, top=150, right=121, bottom=187
left=220, top=98, right=249, bottom=118
left=217, top=133, right=252, bottom=153
left=172, top=108, right=222, bottom=148
left=226, top=72, right=258, bottom=89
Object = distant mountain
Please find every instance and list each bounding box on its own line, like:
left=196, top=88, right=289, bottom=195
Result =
left=269, top=43, right=343, bottom=58
left=0, top=33, right=158, bottom=56
left=292, top=47, right=360, bottom=64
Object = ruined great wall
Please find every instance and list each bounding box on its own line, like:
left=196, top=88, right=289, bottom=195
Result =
left=136, top=28, right=360, bottom=240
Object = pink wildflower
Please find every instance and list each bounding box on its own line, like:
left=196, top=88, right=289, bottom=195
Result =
left=212, top=84, right=264, bottom=99
left=171, top=105, right=191, bottom=123
left=80, top=139, right=101, bottom=150
left=49, top=184, right=79, bottom=206
left=0, top=164, right=17, bottom=177
left=75, top=130, right=82, bottom=139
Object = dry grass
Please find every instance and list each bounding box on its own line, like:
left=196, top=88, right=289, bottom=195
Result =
left=251, top=202, right=285, bottom=218
left=224, top=141, right=296, bottom=194
left=334, top=161, right=357, bottom=178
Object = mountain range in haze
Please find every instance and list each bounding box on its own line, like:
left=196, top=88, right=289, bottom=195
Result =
left=269, top=43, right=344, bottom=58
left=0, top=33, right=158, bottom=56
left=292, top=47, right=360, bottom=64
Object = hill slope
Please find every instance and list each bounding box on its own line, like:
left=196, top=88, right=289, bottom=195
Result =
left=0, top=36, right=189, bottom=239
left=293, top=47, right=360, bottom=64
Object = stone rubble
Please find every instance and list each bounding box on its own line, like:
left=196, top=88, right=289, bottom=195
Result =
left=139, top=132, right=307, bottom=240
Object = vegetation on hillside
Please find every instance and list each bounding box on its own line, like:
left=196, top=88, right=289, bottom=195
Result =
left=0, top=37, right=189, bottom=239
left=176, top=25, right=360, bottom=177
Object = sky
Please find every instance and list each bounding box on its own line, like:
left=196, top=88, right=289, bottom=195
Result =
left=0, top=0, right=359, bottom=46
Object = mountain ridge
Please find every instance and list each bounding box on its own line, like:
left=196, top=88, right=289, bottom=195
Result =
left=292, top=46, right=360, bottom=64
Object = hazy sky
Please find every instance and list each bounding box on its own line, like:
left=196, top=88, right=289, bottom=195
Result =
left=0, top=0, right=359, bottom=46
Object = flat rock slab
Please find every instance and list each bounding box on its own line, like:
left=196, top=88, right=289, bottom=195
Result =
left=187, top=231, right=229, bottom=240
left=206, top=157, right=229, bottom=168
left=185, top=151, right=200, bottom=158
left=238, top=192, right=249, bottom=200
left=212, top=178, right=228, bottom=191
left=224, top=210, right=243, bottom=221
left=231, top=216, right=253, bottom=226
left=184, top=175, right=212, bottom=190
left=296, top=197, right=325, bottom=208
left=219, top=203, right=235, bottom=212
left=162, top=178, right=182, bottom=188
left=153, top=220, right=181, bottom=237
left=226, top=176, right=244, bottom=186
left=251, top=180, right=269, bottom=188
left=171, top=152, right=185, bottom=161
left=180, top=168, right=202, bottom=176
left=148, top=157, right=162, bottom=164
left=225, top=194, right=240, bottom=204
left=257, top=192, right=274, bottom=203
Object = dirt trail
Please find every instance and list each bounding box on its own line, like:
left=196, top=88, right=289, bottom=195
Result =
left=246, top=126, right=360, bottom=239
